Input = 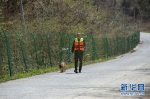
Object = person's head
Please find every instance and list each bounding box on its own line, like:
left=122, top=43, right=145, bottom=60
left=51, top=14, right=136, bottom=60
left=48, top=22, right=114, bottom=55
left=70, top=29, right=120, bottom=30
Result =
left=77, top=33, right=81, bottom=39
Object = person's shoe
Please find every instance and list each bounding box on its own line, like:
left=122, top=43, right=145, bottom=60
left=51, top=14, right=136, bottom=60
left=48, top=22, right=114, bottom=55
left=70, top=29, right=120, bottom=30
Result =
left=74, top=70, right=78, bottom=73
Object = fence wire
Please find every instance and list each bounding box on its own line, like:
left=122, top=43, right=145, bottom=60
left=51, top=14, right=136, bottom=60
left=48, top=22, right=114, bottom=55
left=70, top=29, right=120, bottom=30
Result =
left=0, top=30, right=140, bottom=77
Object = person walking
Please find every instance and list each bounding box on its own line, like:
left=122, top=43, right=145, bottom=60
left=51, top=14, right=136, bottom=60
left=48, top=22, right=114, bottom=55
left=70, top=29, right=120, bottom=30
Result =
left=72, top=33, right=86, bottom=73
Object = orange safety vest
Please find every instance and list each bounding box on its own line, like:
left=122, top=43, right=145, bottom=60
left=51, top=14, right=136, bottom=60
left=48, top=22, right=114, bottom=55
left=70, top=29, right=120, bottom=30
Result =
left=74, top=38, right=84, bottom=51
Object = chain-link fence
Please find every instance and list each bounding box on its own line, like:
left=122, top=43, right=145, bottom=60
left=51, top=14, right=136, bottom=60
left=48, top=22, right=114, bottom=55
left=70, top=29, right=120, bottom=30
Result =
left=0, top=30, right=140, bottom=77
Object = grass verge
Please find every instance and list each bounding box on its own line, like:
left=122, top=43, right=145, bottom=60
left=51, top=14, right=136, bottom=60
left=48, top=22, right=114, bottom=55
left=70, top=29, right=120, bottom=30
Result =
left=0, top=56, right=116, bottom=83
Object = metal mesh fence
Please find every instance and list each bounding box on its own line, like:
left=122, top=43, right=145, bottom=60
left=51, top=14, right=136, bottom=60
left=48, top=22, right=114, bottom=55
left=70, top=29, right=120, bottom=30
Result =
left=0, top=30, right=140, bottom=77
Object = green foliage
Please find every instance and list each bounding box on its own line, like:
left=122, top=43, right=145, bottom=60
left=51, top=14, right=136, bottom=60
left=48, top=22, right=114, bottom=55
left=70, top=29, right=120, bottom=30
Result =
left=120, top=0, right=150, bottom=21
left=0, top=0, right=139, bottom=35
left=2, top=0, right=107, bottom=34
left=0, top=0, right=140, bottom=82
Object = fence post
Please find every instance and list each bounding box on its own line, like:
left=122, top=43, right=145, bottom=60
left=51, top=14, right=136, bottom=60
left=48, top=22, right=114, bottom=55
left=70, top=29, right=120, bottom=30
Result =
left=113, top=38, right=117, bottom=56
left=31, top=33, right=39, bottom=69
left=123, top=37, right=125, bottom=54
left=116, top=37, right=119, bottom=55
left=91, top=35, right=97, bottom=60
left=2, top=29, right=13, bottom=76
left=44, top=34, right=52, bottom=67
left=133, top=33, right=136, bottom=48
left=102, top=38, right=108, bottom=58
left=137, top=31, right=140, bottom=44
left=129, top=36, right=131, bottom=51
left=135, top=32, right=138, bottom=45
left=67, top=33, right=71, bottom=62
left=129, top=36, right=132, bottom=50
left=137, top=31, right=140, bottom=43
left=131, top=34, right=133, bottom=49
left=59, top=32, right=63, bottom=63
left=102, top=38, right=105, bottom=58
left=126, top=37, right=129, bottom=51
left=109, top=38, right=112, bottom=56
left=106, top=38, right=109, bottom=58
left=120, top=37, right=123, bottom=54
left=15, top=32, right=28, bottom=72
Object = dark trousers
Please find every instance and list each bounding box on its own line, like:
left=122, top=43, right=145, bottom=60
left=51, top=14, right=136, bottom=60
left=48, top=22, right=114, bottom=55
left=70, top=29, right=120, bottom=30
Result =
left=74, top=50, right=83, bottom=71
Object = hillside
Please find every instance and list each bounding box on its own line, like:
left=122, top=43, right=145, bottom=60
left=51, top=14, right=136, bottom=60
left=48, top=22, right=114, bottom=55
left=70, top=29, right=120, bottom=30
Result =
left=0, top=0, right=144, bottom=81
left=1, top=0, right=150, bottom=34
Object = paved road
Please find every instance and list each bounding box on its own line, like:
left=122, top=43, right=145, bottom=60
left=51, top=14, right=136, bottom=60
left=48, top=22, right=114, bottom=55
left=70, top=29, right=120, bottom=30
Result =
left=0, top=32, right=150, bottom=99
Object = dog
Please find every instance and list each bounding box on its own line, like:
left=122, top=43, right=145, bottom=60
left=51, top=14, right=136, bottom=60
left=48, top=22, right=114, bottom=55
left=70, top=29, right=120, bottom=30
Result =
left=59, top=62, right=66, bottom=73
